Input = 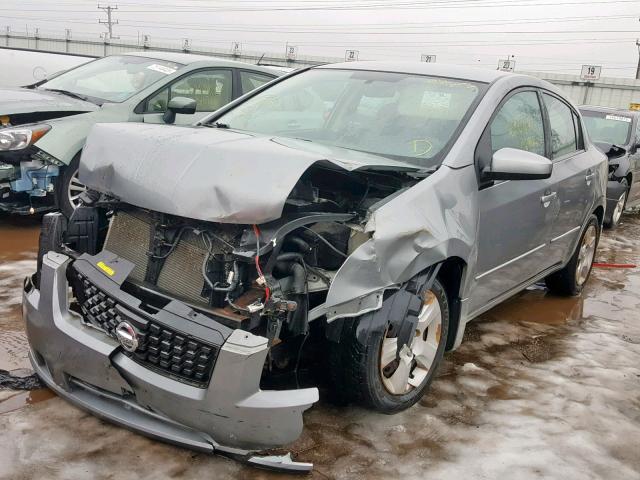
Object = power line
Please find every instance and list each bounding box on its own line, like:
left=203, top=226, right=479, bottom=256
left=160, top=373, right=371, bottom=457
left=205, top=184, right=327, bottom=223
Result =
left=98, top=4, right=119, bottom=40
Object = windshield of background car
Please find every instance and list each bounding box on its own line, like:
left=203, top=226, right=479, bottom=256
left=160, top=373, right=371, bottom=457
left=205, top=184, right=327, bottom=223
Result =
left=214, top=69, right=484, bottom=166
left=41, top=55, right=183, bottom=103
left=581, top=110, right=632, bottom=146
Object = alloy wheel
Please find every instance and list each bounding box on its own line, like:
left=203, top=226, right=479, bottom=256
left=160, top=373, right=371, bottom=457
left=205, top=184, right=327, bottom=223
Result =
left=379, top=289, right=442, bottom=395
left=576, top=224, right=597, bottom=286
left=612, top=191, right=627, bottom=226
left=67, top=169, right=88, bottom=209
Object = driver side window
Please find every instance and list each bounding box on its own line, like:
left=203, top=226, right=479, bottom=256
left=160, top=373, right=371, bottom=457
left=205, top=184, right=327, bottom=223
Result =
left=144, top=69, right=232, bottom=113
left=490, top=91, right=545, bottom=156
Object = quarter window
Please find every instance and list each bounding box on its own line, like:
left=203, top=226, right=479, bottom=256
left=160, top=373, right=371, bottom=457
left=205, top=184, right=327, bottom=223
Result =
left=543, top=93, right=578, bottom=158
left=490, top=91, right=545, bottom=156
left=145, top=69, right=232, bottom=113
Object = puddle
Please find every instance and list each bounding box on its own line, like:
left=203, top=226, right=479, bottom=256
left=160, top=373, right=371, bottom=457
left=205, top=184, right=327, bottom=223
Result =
left=0, top=388, right=55, bottom=415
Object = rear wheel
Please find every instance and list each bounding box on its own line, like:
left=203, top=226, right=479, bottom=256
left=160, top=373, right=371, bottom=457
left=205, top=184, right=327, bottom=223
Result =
left=329, top=279, right=449, bottom=413
left=56, top=153, right=87, bottom=218
left=545, top=214, right=599, bottom=296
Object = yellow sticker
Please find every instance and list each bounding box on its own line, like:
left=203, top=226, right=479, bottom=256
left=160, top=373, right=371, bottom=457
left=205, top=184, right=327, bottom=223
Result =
left=97, top=261, right=115, bottom=276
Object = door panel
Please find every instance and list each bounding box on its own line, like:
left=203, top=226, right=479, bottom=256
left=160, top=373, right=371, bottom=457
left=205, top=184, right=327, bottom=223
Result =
left=470, top=90, right=555, bottom=313
left=628, top=120, right=640, bottom=204
left=543, top=94, right=592, bottom=264
left=471, top=177, right=557, bottom=313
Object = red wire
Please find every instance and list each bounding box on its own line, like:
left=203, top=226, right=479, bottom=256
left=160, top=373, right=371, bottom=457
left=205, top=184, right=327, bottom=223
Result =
left=252, top=224, right=271, bottom=302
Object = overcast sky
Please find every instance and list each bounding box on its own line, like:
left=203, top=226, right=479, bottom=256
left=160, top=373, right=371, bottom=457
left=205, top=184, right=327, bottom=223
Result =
left=1, top=0, right=639, bottom=77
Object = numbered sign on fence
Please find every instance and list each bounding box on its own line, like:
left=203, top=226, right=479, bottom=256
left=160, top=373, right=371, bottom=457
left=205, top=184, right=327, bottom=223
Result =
left=421, top=54, right=436, bottom=63
left=498, top=59, right=515, bottom=72
left=345, top=50, right=359, bottom=62
left=580, top=65, right=601, bottom=81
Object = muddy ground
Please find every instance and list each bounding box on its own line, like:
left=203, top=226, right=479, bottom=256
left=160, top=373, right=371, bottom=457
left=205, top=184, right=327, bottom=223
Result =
left=0, top=213, right=639, bottom=480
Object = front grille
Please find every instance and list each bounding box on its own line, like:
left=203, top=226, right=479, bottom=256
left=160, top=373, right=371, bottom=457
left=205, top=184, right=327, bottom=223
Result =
left=72, top=271, right=218, bottom=387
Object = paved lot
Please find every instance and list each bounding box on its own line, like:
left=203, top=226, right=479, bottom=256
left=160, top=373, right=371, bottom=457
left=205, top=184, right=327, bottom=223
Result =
left=1, top=213, right=639, bottom=480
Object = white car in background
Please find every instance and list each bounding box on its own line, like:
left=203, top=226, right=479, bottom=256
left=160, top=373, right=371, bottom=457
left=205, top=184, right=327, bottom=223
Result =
left=0, top=52, right=279, bottom=216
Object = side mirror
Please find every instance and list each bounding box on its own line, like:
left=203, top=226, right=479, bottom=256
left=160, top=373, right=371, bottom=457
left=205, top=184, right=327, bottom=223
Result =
left=483, top=147, right=552, bottom=181
left=162, top=96, right=197, bottom=124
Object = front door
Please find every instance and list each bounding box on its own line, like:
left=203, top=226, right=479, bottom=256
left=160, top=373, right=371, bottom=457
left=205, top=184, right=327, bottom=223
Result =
left=142, top=69, right=234, bottom=125
left=470, top=89, right=557, bottom=314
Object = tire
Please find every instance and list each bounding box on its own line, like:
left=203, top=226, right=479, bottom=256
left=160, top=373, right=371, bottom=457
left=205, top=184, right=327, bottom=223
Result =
left=56, top=153, right=86, bottom=218
left=604, top=179, right=628, bottom=230
left=545, top=214, right=599, bottom=296
left=328, top=278, right=449, bottom=414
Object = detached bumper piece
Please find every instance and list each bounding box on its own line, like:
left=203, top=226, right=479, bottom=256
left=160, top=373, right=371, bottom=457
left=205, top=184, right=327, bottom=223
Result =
left=23, top=251, right=318, bottom=473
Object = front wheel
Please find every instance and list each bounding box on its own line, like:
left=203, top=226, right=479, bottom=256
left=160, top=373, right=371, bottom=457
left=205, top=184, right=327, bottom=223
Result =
left=545, top=214, right=599, bottom=296
left=329, top=279, right=449, bottom=413
left=56, top=153, right=87, bottom=218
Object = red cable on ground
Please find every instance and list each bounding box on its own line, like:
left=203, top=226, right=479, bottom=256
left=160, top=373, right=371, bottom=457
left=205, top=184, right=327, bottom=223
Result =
left=592, top=262, right=636, bottom=269
left=252, top=224, right=271, bottom=302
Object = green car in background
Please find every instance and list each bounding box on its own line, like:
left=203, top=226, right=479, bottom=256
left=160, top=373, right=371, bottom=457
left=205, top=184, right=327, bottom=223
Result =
left=0, top=52, right=279, bottom=216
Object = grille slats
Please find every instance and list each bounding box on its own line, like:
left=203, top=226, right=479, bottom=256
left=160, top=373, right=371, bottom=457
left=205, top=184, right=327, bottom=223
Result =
left=72, top=271, right=218, bottom=387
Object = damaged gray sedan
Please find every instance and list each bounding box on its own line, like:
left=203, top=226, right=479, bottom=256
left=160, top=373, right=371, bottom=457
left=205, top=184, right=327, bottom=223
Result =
left=24, top=62, right=606, bottom=471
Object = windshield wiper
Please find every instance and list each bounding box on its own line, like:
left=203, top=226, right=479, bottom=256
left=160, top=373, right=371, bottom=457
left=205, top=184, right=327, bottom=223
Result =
left=43, top=88, right=90, bottom=102
left=203, top=121, right=230, bottom=129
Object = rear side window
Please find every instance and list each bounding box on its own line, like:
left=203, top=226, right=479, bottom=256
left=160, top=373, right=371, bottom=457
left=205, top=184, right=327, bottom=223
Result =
left=490, top=91, right=545, bottom=155
left=239, top=71, right=275, bottom=94
left=543, top=93, right=578, bottom=158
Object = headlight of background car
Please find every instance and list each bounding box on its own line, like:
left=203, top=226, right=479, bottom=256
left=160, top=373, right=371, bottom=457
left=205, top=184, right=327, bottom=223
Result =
left=0, top=125, right=51, bottom=151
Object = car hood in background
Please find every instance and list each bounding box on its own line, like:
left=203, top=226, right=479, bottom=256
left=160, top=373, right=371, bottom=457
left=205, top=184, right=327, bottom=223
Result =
left=0, top=87, right=99, bottom=115
left=80, top=123, right=423, bottom=224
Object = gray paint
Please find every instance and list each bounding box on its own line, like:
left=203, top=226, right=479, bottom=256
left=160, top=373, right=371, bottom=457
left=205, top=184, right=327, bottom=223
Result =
left=24, top=252, right=318, bottom=452
left=79, top=122, right=422, bottom=224
left=24, top=66, right=608, bottom=462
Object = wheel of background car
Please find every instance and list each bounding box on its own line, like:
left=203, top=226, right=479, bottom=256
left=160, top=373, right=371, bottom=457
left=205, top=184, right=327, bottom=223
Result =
left=604, top=178, right=628, bottom=230
left=545, top=214, right=599, bottom=296
left=56, top=152, right=85, bottom=218
left=328, top=278, right=449, bottom=413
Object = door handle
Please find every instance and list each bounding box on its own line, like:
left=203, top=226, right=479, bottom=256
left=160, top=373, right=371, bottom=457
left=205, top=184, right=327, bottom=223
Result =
left=540, top=191, right=557, bottom=208
left=585, top=170, right=595, bottom=185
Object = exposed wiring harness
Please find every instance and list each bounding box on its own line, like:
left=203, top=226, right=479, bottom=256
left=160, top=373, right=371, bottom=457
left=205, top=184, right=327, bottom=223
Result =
left=253, top=224, right=271, bottom=302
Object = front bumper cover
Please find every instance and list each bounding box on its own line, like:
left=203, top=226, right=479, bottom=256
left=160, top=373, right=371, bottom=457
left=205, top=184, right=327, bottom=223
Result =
left=24, top=251, right=318, bottom=471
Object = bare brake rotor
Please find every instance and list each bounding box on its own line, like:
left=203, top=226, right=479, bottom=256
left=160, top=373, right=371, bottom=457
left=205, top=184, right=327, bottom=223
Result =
left=379, top=290, right=442, bottom=395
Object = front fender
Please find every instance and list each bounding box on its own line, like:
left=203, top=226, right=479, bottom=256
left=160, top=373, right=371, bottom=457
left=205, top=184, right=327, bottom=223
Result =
left=323, top=165, right=477, bottom=321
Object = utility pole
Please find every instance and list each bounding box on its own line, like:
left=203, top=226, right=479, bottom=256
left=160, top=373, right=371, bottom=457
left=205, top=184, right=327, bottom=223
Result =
left=636, top=39, right=640, bottom=80
left=98, top=4, right=119, bottom=40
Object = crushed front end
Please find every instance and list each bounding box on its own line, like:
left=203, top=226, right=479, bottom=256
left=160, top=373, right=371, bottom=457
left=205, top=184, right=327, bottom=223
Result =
left=1, top=119, right=62, bottom=215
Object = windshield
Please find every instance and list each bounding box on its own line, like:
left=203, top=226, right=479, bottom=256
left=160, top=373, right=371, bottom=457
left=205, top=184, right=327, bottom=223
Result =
left=581, top=110, right=633, bottom=146
left=214, top=69, right=483, bottom=166
left=41, top=55, right=183, bottom=103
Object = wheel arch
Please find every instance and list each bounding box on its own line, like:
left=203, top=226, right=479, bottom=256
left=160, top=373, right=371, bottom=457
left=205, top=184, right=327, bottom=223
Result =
left=593, top=204, right=605, bottom=228
left=437, top=256, right=467, bottom=351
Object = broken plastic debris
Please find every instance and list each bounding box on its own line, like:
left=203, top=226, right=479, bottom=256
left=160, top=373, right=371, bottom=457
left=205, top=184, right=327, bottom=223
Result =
left=0, top=369, right=43, bottom=390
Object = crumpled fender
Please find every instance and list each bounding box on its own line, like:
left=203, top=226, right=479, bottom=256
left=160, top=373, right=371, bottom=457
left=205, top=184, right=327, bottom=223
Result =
left=324, top=165, right=478, bottom=321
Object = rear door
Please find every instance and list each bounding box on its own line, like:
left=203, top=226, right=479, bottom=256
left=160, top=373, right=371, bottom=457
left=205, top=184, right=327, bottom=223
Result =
left=470, top=89, right=557, bottom=313
left=542, top=92, right=594, bottom=264
left=628, top=118, right=640, bottom=205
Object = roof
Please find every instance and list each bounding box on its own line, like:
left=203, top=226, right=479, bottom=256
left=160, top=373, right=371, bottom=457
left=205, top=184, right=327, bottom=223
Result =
left=115, top=51, right=280, bottom=75
left=317, top=61, right=514, bottom=83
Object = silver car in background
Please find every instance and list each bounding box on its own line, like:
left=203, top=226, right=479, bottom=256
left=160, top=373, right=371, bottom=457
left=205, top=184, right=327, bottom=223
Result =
left=25, top=63, right=606, bottom=471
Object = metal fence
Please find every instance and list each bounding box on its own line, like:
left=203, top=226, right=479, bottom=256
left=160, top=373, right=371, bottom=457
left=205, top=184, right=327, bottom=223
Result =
left=3, top=30, right=640, bottom=110
left=0, top=30, right=339, bottom=68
